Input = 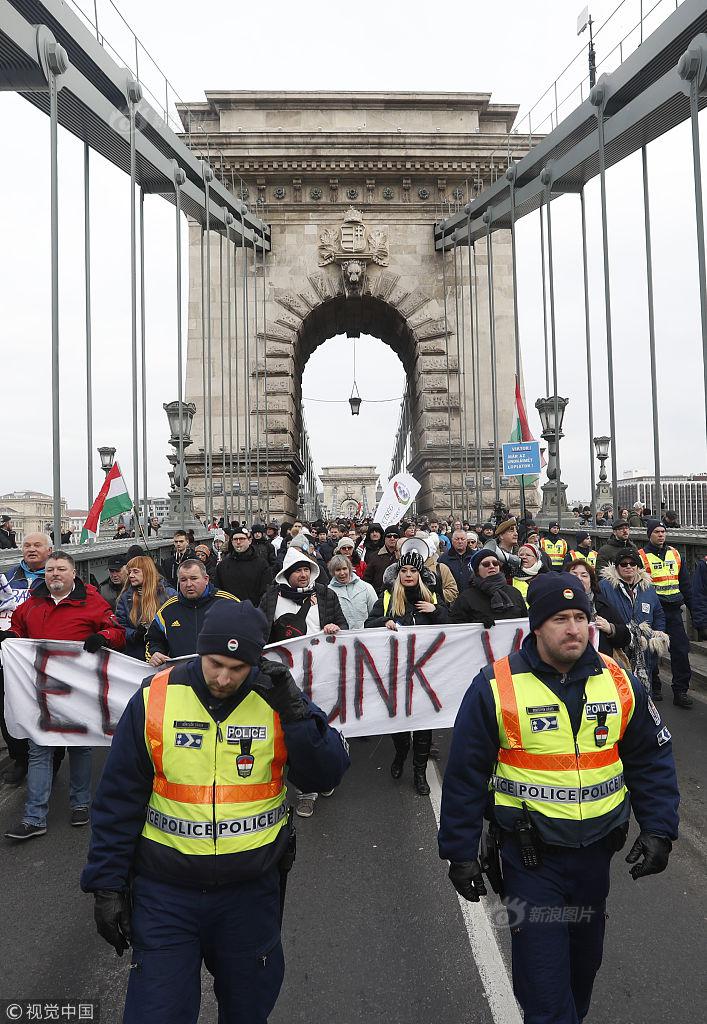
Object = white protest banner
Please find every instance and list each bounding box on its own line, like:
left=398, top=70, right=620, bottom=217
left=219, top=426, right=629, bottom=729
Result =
left=372, top=472, right=421, bottom=528
left=2, top=621, right=531, bottom=744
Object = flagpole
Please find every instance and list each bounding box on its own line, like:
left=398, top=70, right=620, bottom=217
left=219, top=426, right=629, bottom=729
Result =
left=119, top=467, right=150, bottom=551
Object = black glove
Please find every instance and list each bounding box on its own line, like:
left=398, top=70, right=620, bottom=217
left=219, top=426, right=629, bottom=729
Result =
left=133, top=624, right=147, bottom=643
left=93, top=890, right=131, bottom=955
left=0, top=629, right=15, bottom=646
left=253, top=660, right=309, bottom=724
left=449, top=860, right=488, bottom=902
left=625, top=832, right=672, bottom=880
left=83, top=633, right=108, bottom=653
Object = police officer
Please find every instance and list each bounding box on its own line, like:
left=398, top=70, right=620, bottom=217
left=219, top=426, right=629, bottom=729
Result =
left=638, top=520, right=693, bottom=708
left=439, top=572, right=679, bottom=1024
left=81, top=600, right=350, bottom=1023
left=563, top=531, right=597, bottom=569
left=540, top=522, right=568, bottom=571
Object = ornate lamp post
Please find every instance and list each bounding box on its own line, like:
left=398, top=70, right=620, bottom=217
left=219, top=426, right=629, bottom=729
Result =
left=593, top=435, right=613, bottom=508
left=97, top=446, right=116, bottom=475
left=160, top=400, right=203, bottom=537
left=535, top=396, right=569, bottom=523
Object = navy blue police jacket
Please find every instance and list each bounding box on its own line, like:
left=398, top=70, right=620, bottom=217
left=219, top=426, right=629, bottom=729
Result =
left=81, top=658, right=350, bottom=892
left=438, top=634, right=680, bottom=864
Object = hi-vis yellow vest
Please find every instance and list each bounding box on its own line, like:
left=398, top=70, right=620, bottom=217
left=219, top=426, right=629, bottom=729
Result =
left=513, top=578, right=529, bottom=599
left=141, top=669, right=288, bottom=856
left=638, top=547, right=681, bottom=599
left=488, top=654, right=634, bottom=832
left=569, top=549, right=597, bottom=568
left=541, top=537, right=568, bottom=566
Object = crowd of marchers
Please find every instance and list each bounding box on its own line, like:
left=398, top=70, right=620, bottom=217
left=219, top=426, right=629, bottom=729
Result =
left=0, top=500, right=699, bottom=829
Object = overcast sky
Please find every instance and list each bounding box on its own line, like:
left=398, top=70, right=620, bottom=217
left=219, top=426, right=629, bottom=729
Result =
left=0, top=0, right=700, bottom=512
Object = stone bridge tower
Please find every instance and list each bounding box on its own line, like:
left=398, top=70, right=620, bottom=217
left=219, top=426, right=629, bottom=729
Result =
left=179, top=91, right=534, bottom=518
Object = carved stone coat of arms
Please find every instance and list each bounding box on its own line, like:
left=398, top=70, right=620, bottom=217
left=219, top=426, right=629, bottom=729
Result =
left=318, top=208, right=389, bottom=295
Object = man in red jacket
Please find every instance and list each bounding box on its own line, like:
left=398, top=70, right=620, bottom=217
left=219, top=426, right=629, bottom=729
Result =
left=0, top=551, right=125, bottom=841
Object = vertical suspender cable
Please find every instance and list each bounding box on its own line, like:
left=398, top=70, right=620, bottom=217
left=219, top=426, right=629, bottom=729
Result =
left=591, top=91, right=619, bottom=509
left=200, top=228, right=207, bottom=521
left=204, top=162, right=214, bottom=522
left=232, top=219, right=241, bottom=525
left=139, top=188, right=148, bottom=536
left=452, top=238, right=467, bottom=521
left=128, top=77, right=142, bottom=535
left=219, top=229, right=227, bottom=525
left=440, top=226, right=454, bottom=518
left=542, top=169, right=564, bottom=527
left=580, top=189, right=598, bottom=529
left=261, top=231, right=270, bottom=522
left=173, top=162, right=186, bottom=530
left=484, top=216, right=501, bottom=504
left=225, top=212, right=234, bottom=525
left=252, top=228, right=261, bottom=518
left=464, top=223, right=479, bottom=524
left=507, top=168, right=526, bottom=523
left=241, top=207, right=252, bottom=521
left=48, top=46, right=67, bottom=546
left=539, top=206, right=551, bottom=396
left=684, top=62, right=707, bottom=451
left=641, top=148, right=662, bottom=520
left=471, top=241, right=483, bottom=523
left=83, top=143, right=94, bottom=510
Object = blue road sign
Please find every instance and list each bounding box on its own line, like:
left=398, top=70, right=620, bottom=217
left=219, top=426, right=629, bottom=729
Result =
left=502, top=441, right=541, bottom=477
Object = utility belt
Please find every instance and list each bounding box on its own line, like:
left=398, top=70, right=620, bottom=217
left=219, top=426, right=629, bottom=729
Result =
left=480, top=813, right=629, bottom=892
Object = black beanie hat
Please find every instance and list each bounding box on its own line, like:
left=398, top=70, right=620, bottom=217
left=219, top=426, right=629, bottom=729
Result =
left=196, top=599, right=268, bottom=665
left=645, top=518, right=661, bottom=538
left=526, top=573, right=591, bottom=632
left=384, top=525, right=401, bottom=538
left=576, top=531, right=591, bottom=545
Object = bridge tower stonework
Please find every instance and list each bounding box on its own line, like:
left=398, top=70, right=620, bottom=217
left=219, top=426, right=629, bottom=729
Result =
left=179, top=91, right=535, bottom=519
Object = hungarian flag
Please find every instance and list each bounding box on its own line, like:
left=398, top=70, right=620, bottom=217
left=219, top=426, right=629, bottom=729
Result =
left=509, top=376, right=543, bottom=485
left=80, top=463, right=133, bottom=543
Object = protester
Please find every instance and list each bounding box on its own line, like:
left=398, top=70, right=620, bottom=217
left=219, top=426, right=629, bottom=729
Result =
left=629, top=502, right=645, bottom=528
left=116, top=557, right=175, bottom=660
left=512, top=543, right=547, bottom=600
left=638, top=520, right=693, bottom=707
left=483, top=517, right=521, bottom=580
left=99, top=555, right=128, bottom=611
left=466, top=531, right=479, bottom=551
left=211, top=528, right=226, bottom=560
left=599, top=551, right=668, bottom=692
left=0, top=515, right=17, bottom=549
left=440, top=529, right=475, bottom=591
left=1, top=551, right=125, bottom=839
left=365, top=549, right=449, bottom=796
left=259, top=547, right=347, bottom=818
left=334, top=536, right=366, bottom=579
left=662, top=509, right=680, bottom=529
left=216, top=526, right=273, bottom=605
left=327, top=554, right=377, bottom=630
left=194, top=542, right=218, bottom=582
left=112, top=523, right=129, bottom=541
left=358, top=522, right=384, bottom=563
left=146, top=558, right=240, bottom=665
left=595, top=519, right=639, bottom=574
left=567, top=559, right=629, bottom=659
left=0, top=533, right=54, bottom=785
left=363, top=525, right=400, bottom=594
left=450, top=548, right=527, bottom=627
left=251, top=523, right=277, bottom=569
left=160, top=530, right=195, bottom=589
left=81, top=600, right=349, bottom=1022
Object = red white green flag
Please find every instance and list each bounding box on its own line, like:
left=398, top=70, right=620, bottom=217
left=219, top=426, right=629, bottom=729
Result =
left=508, top=376, right=543, bottom=485
left=80, top=463, right=133, bottom=543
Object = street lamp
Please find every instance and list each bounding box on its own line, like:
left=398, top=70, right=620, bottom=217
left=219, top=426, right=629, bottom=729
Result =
left=535, top=396, right=569, bottom=523
left=593, top=435, right=613, bottom=506
left=97, top=446, right=116, bottom=474
left=349, top=382, right=362, bottom=416
left=159, top=400, right=202, bottom=538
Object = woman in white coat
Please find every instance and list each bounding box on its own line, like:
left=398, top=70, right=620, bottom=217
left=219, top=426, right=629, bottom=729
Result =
left=327, top=554, right=377, bottom=630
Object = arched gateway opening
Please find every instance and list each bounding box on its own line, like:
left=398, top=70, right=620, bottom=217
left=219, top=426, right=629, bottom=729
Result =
left=181, top=90, right=537, bottom=521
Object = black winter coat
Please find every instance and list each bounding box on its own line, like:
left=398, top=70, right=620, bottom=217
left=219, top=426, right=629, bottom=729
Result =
left=0, top=527, right=17, bottom=550
left=252, top=536, right=277, bottom=568
left=215, top=547, right=272, bottom=605
left=450, top=580, right=528, bottom=627
left=363, top=547, right=397, bottom=594
left=259, top=583, right=348, bottom=638
left=160, top=548, right=196, bottom=589
left=593, top=590, right=630, bottom=657
left=364, top=591, right=450, bottom=628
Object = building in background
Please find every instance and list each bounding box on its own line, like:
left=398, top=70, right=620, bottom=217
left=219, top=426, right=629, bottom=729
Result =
left=0, top=491, right=69, bottom=543
left=139, top=496, right=169, bottom=522
left=319, top=466, right=379, bottom=521
left=66, top=509, right=89, bottom=542
left=618, top=474, right=707, bottom=527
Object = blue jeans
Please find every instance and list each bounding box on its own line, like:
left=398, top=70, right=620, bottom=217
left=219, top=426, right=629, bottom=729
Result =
left=24, top=742, right=92, bottom=827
